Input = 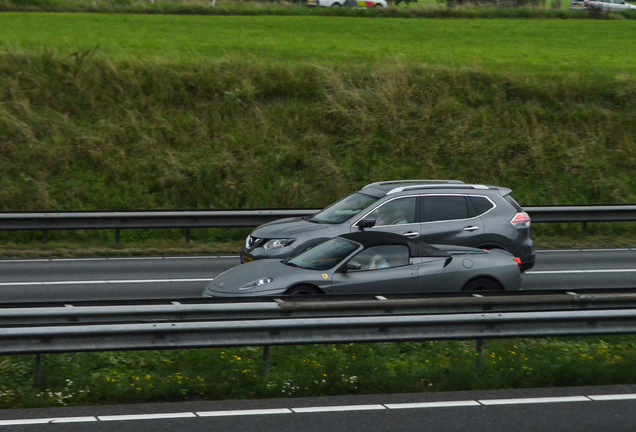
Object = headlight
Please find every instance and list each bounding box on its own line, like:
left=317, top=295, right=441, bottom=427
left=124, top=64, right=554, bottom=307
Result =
left=262, top=238, right=295, bottom=250
left=239, top=277, right=273, bottom=290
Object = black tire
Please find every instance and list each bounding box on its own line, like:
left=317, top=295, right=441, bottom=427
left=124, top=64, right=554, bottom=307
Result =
left=462, top=278, right=503, bottom=292
left=285, top=285, right=322, bottom=296
left=331, top=2, right=342, bottom=6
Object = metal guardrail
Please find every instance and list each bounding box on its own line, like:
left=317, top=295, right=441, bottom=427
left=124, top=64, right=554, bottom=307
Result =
left=527, top=205, right=636, bottom=223
left=2, top=291, right=636, bottom=355
left=3, top=291, right=636, bottom=326
left=0, top=205, right=634, bottom=242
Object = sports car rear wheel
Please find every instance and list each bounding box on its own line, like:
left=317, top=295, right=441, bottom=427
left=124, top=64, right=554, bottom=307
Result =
left=462, top=278, right=503, bottom=292
left=285, top=285, right=322, bottom=296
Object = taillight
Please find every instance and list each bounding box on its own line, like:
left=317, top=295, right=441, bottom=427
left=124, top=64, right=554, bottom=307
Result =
left=511, top=212, right=531, bottom=229
left=513, top=257, right=522, bottom=269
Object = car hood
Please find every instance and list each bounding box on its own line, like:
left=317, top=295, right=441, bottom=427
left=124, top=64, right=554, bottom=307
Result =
left=204, top=259, right=322, bottom=295
left=251, top=217, right=331, bottom=238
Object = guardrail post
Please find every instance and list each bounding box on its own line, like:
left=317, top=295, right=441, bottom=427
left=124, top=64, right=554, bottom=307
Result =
left=115, top=229, right=121, bottom=244
left=35, top=354, right=44, bottom=389
left=263, top=346, right=271, bottom=376
left=475, top=339, right=484, bottom=373
left=185, top=228, right=191, bottom=243
left=582, top=222, right=588, bottom=236
left=41, top=230, right=47, bottom=244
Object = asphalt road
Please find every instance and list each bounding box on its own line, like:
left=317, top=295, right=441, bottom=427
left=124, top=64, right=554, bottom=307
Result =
left=0, top=248, right=635, bottom=302
left=1, top=385, right=636, bottom=432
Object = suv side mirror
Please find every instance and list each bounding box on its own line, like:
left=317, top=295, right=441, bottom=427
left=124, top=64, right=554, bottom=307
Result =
left=357, top=219, right=376, bottom=231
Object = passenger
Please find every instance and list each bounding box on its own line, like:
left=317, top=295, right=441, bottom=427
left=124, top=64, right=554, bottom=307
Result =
left=390, top=207, right=409, bottom=225
left=369, top=253, right=390, bottom=269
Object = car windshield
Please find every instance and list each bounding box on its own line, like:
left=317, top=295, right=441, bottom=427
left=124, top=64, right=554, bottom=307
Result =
left=286, top=238, right=360, bottom=270
left=311, top=192, right=379, bottom=224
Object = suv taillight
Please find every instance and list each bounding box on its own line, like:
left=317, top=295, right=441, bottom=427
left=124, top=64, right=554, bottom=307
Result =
left=513, top=257, right=522, bottom=269
left=511, top=212, right=531, bottom=229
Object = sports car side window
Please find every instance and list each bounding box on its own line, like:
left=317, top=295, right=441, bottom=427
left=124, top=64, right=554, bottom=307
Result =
left=351, top=245, right=410, bottom=271
left=366, top=198, right=416, bottom=226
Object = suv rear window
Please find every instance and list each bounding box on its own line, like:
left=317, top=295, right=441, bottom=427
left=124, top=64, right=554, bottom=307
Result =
left=420, top=196, right=474, bottom=222
left=469, top=196, right=495, bottom=215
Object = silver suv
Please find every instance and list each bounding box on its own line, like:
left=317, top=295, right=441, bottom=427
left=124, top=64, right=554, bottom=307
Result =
left=241, top=180, right=535, bottom=271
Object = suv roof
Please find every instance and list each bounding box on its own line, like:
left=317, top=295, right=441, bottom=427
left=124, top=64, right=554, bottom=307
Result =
left=361, top=180, right=510, bottom=197
left=363, top=180, right=464, bottom=190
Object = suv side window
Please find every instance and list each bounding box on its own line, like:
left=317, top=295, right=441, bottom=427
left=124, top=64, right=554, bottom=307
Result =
left=469, top=196, right=495, bottom=216
left=366, top=197, right=416, bottom=226
left=420, top=195, right=475, bottom=222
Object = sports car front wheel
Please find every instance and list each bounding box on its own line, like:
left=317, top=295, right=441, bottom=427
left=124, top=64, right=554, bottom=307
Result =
left=285, top=285, right=322, bottom=295
left=462, top=278, right=503, bottom=291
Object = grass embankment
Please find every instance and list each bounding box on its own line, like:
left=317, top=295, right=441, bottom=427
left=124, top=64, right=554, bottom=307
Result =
left=0, top=16, right=635, bottom=247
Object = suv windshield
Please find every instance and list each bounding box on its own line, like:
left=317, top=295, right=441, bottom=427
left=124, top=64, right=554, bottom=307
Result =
left=311, top=193, right=379, bottom=224
left=286, top=237, right=359, bottom=270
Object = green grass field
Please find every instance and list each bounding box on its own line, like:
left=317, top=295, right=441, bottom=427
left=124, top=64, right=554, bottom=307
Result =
left=1, top=13, right=635, bottom=78
left=3, top=337, right=636, bottom=409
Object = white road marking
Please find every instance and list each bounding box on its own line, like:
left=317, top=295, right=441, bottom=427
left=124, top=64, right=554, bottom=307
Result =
left=385, top=401, right=480, bottom=409
left=478, top=396, right=590, bottom=405
left=588, top=393, right=636, bottom=401
left=291, top=404, right=386, bottom=413
left=50, top=417, right=98, bottom=423
left=526, top=269, right=636, bottom=275
left=98, top=412, right=196, bottom=421
left=0, top=256, right=239, bottom=264
left=0, top=278, right=214, bottom=287
left=197, top=408, right=291, bottom=417
left=537, top=249, right=635, bottom=253
left=2, top=393, right=635, bottom=426
left=3, top=267, right=634, bottom=287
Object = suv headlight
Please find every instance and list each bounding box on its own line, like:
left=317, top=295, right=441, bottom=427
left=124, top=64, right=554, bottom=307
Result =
left=262, top=238, right=295, bottom=250
left=240, top=277, right=273, bottom=290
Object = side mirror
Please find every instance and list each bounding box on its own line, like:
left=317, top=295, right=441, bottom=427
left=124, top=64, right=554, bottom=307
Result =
left=357, top=219, right=376, bottom=231
left=344, top=262, right=362, bottom=272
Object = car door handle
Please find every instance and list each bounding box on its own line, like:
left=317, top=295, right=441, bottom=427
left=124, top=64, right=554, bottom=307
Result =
left=463, top=226, right=480, bottom=232
left=403, top=231, right=420, bottom=238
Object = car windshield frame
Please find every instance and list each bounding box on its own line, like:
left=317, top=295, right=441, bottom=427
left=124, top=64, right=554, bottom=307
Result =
left=310, top=192, right=380, bottom=224
left=285, top=237, right=360, bottom=270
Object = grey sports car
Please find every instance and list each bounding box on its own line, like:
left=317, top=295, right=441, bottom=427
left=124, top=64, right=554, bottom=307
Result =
left=203, top=231, right=522, bottom=297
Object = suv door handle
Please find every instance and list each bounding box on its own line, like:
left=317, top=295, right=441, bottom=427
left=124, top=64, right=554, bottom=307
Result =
left=403, top=231, right=420, bottom=238
left=463, top=226, right=480, bottom=232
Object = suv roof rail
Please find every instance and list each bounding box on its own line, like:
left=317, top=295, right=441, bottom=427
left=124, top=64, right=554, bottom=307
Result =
left=386, top=184, right=491, bottom=195
left=363, top=180, right=464, bottom=189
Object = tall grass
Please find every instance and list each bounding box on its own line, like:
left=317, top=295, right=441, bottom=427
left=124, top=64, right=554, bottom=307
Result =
left=2, top=337, right=636, bottom=408
left=0, top=51, right=634, bottom=213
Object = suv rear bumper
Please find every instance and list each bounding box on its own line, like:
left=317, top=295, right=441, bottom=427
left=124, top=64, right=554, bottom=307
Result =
left=519, top=253, right=536, bottom=272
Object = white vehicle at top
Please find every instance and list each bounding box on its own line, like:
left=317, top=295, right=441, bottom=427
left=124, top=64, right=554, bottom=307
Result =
left=570, top=0, right=636, bottom=10
left=308, top=0, right=387, bottom=7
